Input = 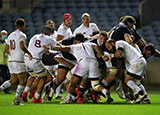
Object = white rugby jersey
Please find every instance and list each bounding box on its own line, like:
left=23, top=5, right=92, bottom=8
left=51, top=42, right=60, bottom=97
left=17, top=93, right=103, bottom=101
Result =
left=73, top=23, right=99, bottom=37
left=27, top=34, right=57, bottom=59
left=50, top=30, right=57, bottom=40
left=69, top=42, right=97, bottom=61
left=115, top=40, right=143, bottom=65
left=6, top=29, right=26, bottom=62
left=57, top=23, right=72, bottom=40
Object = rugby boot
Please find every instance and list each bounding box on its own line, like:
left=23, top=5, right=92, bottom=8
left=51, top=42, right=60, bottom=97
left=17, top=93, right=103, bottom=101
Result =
left=21, top=91, right=28, bottom=102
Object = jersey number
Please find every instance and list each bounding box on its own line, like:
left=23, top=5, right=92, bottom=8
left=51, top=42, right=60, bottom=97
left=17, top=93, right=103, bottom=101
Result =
left=10, top=40, right=16, bottom=50
left=35, top=40, right=41, bottom=48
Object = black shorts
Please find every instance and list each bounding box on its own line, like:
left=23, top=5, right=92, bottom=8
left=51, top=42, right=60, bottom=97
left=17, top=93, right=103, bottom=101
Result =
left=42, top=52, right=59, bottom=65
left=111, top=57, right=125, bottom=69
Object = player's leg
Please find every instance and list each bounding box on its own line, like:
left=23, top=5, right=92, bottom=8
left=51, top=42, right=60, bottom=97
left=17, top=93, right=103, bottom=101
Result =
left=60, top=75, right=81, bottom=104
left=33, top=70, right=46, bottom=103
left=0, top=74, right=18, bottom=91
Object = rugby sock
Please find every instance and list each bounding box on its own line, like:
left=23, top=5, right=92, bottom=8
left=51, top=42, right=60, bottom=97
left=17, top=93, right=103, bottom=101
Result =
left=102, top=89, right=108, bottom=98
left=35, top=92, right=40, bottom=99
left=24, top=86, right=30, bottom=93
left=139, top=84, right=149, bottom=99
left=15, top=85, right=24, bottom=98
left=44, top=80, right=52, bottom=89
left=127, top=80, right=141, bottom=93
left=101, top=79, right=109, bottom=87
left=65, top=93, right=71, bottom=100
left=78, top=86, right=86, bottom=98
left=56, top=84, right=62, bottom=97
left=139, top=84, right=147, bottom=94
left=0, top=81, right=11, bottom=90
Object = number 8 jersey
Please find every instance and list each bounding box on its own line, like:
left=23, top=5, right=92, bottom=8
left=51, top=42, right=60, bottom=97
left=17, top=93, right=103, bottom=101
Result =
left=6, top=29, right=27, bottom=62
left=27, top=34, right=57, bottom=59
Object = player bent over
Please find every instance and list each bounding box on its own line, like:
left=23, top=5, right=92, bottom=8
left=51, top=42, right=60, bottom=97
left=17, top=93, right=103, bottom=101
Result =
left=21, top=26, right=57, bottom=103
left=43, top=33, right=110, bottom=104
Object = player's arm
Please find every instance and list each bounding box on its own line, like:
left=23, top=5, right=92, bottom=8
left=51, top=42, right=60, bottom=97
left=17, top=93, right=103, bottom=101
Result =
left=124, top=33, right=137, bottom=47
left=154, top=49, right=160, bottom=58
left=114, top=48, right=124, bottom=58
left=43, top=45, right=70, bottom=52
left=20, top=41, right=32, bottom=60
left=56, top=35, right=64, bottom=41
left=92, top=44, right=109, bottom=61
left=4, top=44, right=10, bottom=55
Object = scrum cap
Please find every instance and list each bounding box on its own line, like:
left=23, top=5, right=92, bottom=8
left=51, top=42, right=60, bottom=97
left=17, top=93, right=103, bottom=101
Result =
left=63, top=13, right=72, bottom=23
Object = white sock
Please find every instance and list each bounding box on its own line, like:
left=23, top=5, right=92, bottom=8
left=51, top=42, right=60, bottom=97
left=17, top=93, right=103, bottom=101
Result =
left=44, top=80, right=52, bottom=89
left=79, top=85, right=84, bottom=88
left=15, top=85, right=24, bottom=98
left=65, top=93, right=71, bottom=100
left=101, top=79, right=108, bottom=87
left=139, top=84, right=147, bottom=95
left=0, top=81, right=11, bottom=90
left=35, top=92, right=40, bottom=99
left=24, top=86, right=30, bottom=93
left=102, top=89, right=108, bottom=97
left=127, top=80, right=141, bottom=93
left=56, top=84, right=62, bottom=97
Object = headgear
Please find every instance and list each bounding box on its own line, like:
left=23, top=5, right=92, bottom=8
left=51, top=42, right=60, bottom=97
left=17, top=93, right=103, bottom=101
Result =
left=63, top=13, right=72, bottom=23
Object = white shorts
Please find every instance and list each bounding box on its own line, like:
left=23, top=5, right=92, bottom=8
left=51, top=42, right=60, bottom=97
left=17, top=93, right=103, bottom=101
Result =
left=24, top=57, right=45, bottom=74
left=8, top=61, right=26, bottom=74
left=127, top=57, right=147, bottom=76
left=71, top=58, right=100, bottom=79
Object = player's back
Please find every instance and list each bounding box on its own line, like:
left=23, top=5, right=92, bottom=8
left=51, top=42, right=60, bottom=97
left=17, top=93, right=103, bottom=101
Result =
left=28, top=34, right=56, bottom=59
left=116, top=40, right=142, bottom=64
left=6, top=29, right=26, bottom=61
left=70, top=42, right=97, bottom=61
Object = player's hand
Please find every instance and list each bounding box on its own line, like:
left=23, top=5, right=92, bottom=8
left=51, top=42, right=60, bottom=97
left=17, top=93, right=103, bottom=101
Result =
left=102, top=55, right=109, bottom=61
left=29, top=54, right=33, bottom=60
left=43, top=45, right=50, bottom=55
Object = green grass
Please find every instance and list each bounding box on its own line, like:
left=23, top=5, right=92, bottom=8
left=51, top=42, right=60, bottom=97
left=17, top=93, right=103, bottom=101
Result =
left=0, top=91, right=160, bottom=115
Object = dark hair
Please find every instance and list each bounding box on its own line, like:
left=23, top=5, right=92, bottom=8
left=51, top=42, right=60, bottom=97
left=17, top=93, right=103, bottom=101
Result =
left=107, top=39, right=116, bottom=44
left=145, top=43, right=156, bottom=55
left=42, top=25, right=52, bottom=35
left=119, top=16, right=125, bottom=22
left=74, top=33, right=85, bottom=42
left=99, top=30, right=108, bottom=39
left=121, top=16, right=136, bottom=25
left=45, top=20, right=55, bottom=26
left=15, top=18, right=26, bottom=28
left=92, top=31, right=99, bottom=36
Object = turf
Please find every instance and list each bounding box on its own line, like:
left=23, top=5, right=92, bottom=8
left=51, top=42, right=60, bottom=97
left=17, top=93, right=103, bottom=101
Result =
left=0, top=91, right=160, bottom=115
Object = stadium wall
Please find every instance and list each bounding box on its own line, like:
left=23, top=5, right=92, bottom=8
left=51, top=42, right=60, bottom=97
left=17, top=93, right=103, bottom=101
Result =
left=139, top=0, right=160, bottom=27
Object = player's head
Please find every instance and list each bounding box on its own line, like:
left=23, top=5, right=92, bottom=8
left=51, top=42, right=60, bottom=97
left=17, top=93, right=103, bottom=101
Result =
left=105, top=39, right=116, bottom=53
left=15, top=18, right=26, bottom=32
left=63, top=13, right=72, bottom=27
left=0, top=30, right=8, bottom=42
left=81, top=13, right=90, bottom=27
left=74, top=33, right=85, bottom=44
left=98, top=31, right=108, bottom=46
left=45, top=20, right=55, bottom=34
left=121, top=16, right=136, bottom=28
left=143, top=43, right=156, bottom=59
left=42, top=25, right=52, bottom=36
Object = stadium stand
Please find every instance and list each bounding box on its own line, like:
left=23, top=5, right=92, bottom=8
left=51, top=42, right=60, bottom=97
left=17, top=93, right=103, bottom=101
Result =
left=0, top=0, right=159, bottom=60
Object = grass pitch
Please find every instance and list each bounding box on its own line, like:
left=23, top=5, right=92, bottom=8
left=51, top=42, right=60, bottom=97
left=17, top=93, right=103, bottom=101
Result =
left=0, top=91, right=160, bottom=115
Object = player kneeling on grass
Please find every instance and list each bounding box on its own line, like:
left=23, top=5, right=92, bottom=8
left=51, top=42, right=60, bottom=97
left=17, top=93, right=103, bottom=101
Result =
left=43, top=33, right=111, bottom=104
